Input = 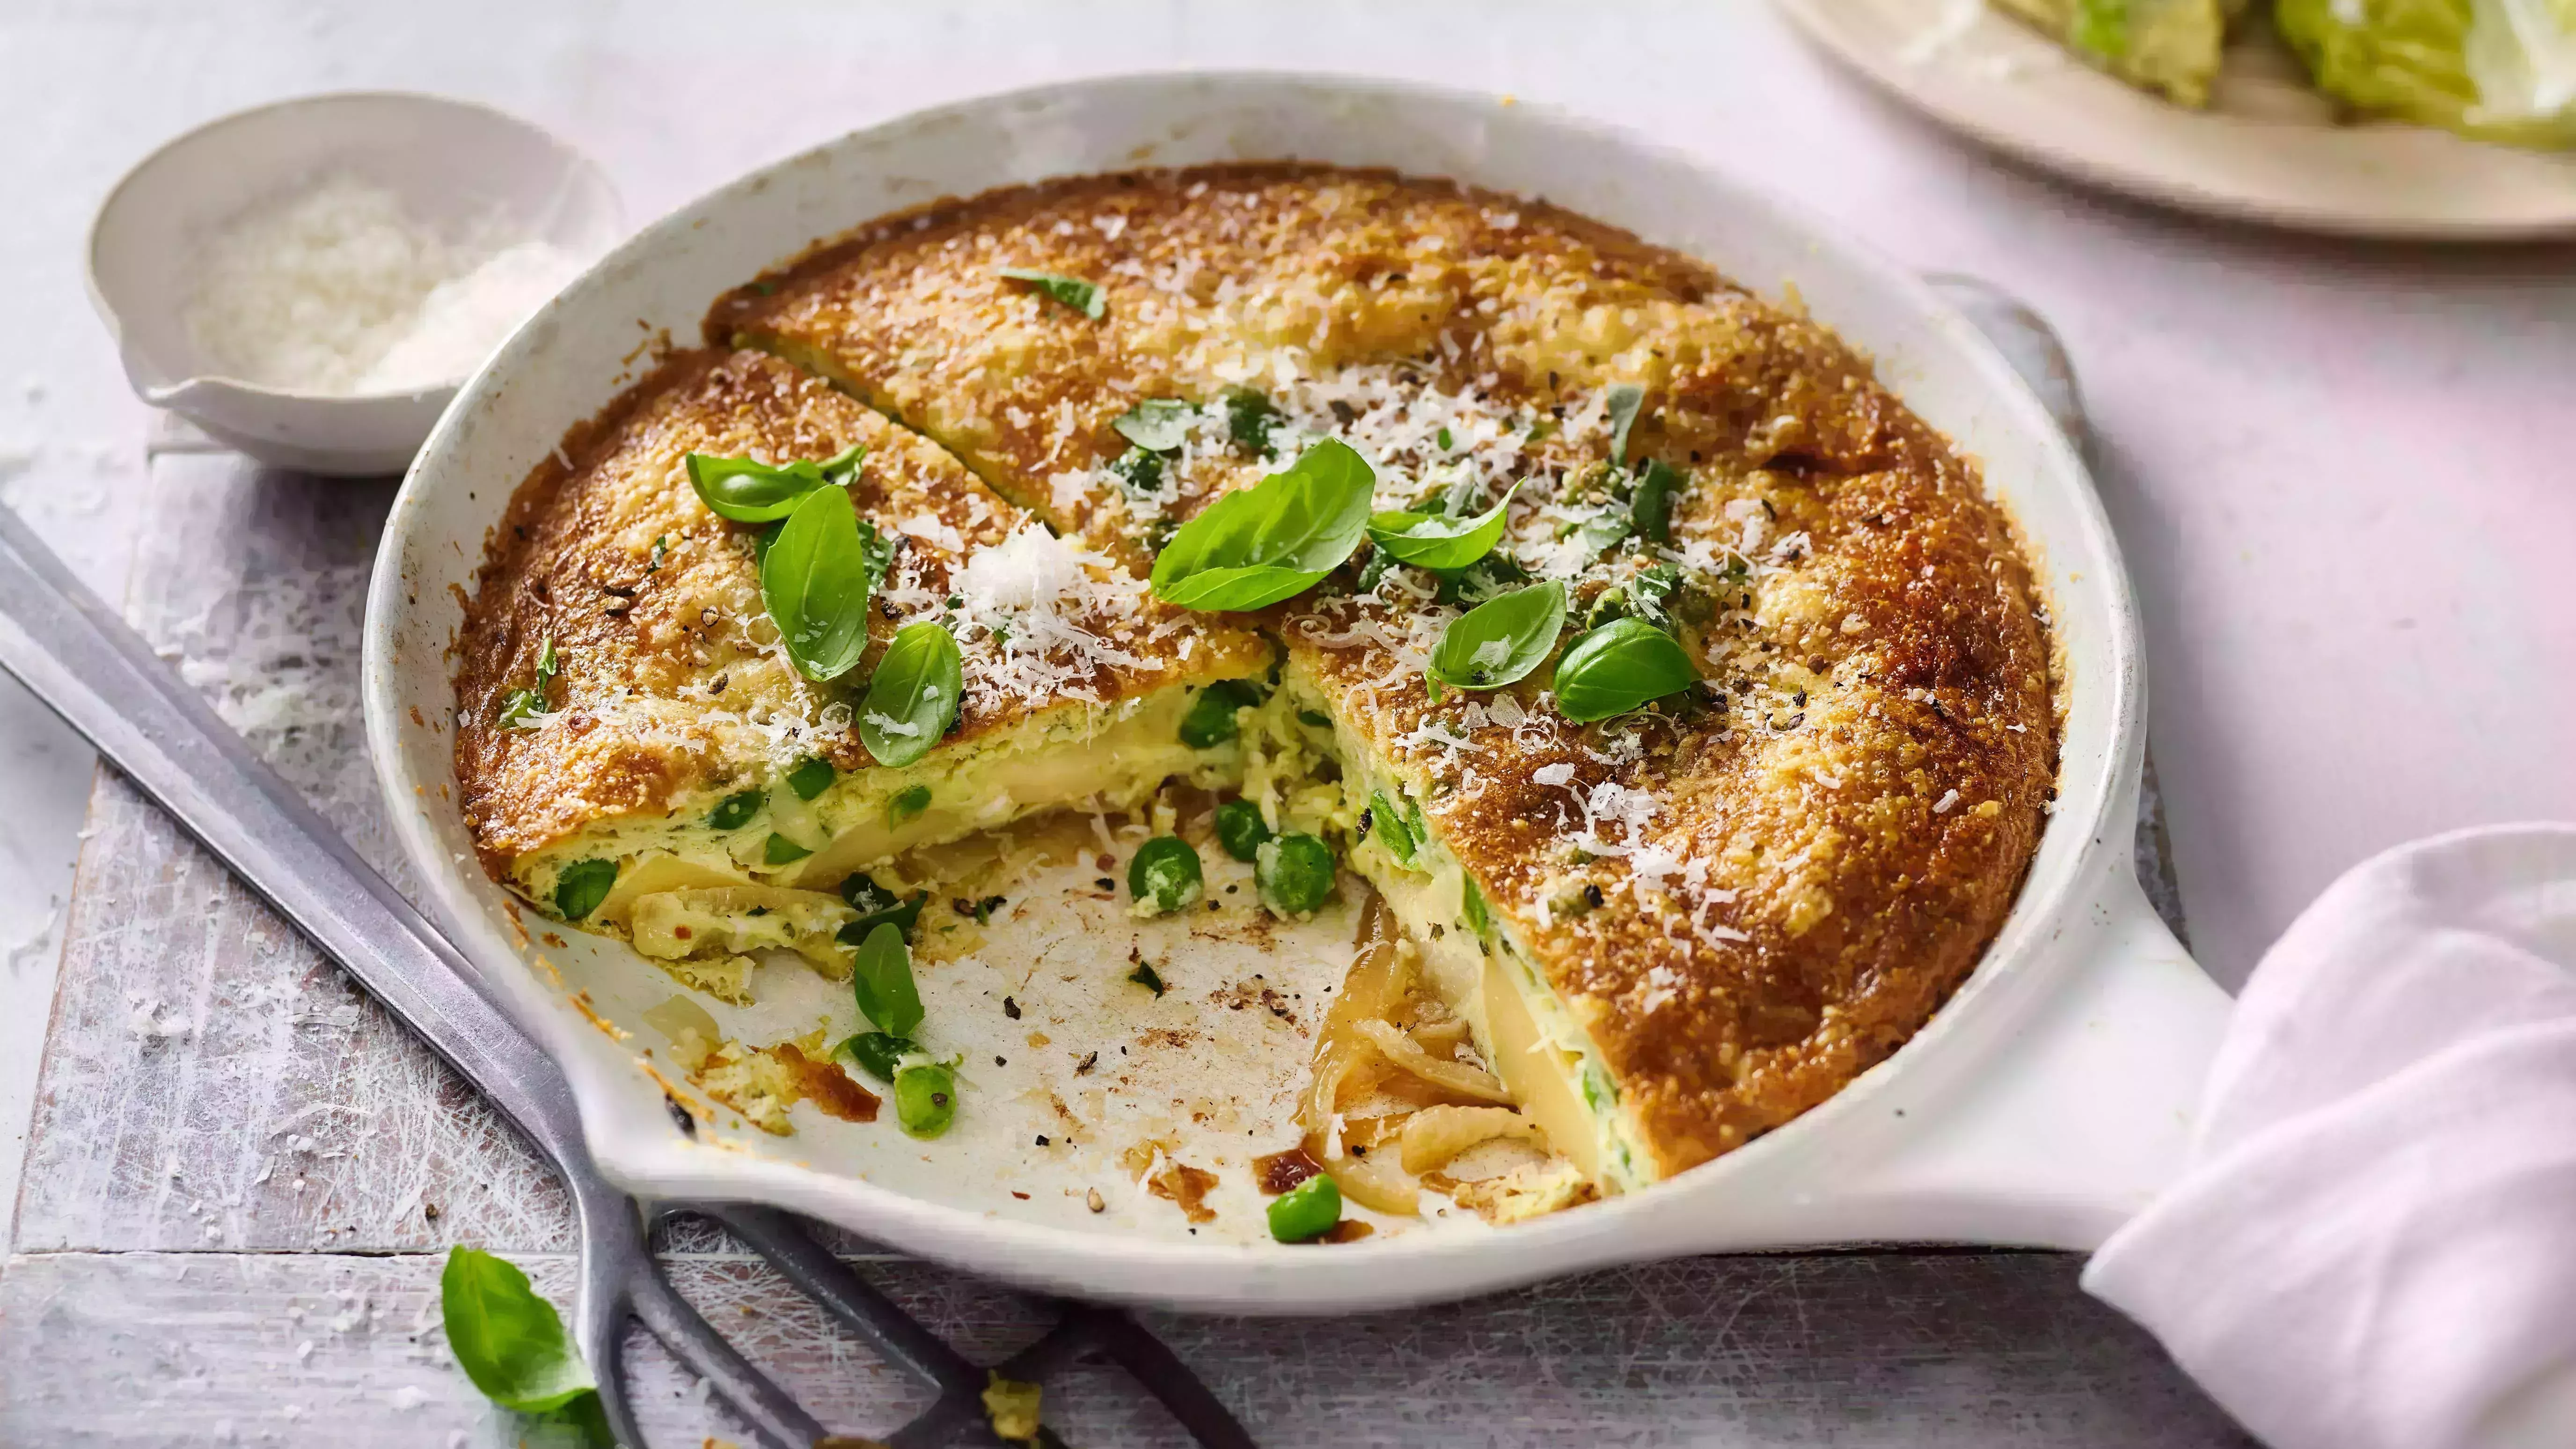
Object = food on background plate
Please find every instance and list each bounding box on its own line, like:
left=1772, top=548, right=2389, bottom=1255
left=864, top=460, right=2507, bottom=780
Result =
left=1984, top=0, right=2576, bottom=147
left=453, top=163, right=2057, bottom=1236
left=1990, top=0, right=2236, bottom=105
left=2272, top=0, right=2576, bottom=146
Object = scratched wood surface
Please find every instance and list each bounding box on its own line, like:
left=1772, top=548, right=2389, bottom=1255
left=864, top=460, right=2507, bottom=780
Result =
left=0, top=446, right=2254, bottom=1446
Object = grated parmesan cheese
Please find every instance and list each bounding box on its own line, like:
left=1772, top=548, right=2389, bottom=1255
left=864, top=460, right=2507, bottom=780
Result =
left=184, top=174, right=581, bottom=395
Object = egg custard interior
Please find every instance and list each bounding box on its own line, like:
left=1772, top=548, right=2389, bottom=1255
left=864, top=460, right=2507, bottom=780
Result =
left=454, top=164, right=2056, bottom=1230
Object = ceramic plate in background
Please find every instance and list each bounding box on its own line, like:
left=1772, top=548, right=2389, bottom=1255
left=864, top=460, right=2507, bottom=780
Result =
left=1778, top=0, right=2576, bottom=240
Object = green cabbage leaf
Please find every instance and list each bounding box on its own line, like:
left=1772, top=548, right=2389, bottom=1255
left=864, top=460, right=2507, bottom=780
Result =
left=2275, top=0, right=2576, bottom=146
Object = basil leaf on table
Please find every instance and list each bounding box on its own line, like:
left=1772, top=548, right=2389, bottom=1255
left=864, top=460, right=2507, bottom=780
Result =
left=440, top=1247, right=603, bottom=1427
left=1149, top=439, right=1376, bottom=611
left=1367, top=480, right=1521, bottom=572
left=685, top=442, right=864, bottom=523
left=760, top=484, right=879, bottom=682
left=1426, top=580, right=1566, bottom=697
left=997, top=267, right=1106, bottom=320
left=1112, top=398, right=1194, bottom=453
left=1553, top=616, right=1700, bottom=723
left=851, top=921, right=925, bottom=1039
left=1605, top=383, right=1645, bottom=464
left=858, top=621, right=965, bottom=768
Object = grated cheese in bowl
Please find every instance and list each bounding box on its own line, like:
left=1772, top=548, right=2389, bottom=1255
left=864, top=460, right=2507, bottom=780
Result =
left=183, top=173, right=583, bottom=396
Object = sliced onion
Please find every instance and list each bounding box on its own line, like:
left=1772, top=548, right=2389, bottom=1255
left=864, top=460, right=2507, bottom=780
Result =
left=1398, top=1105, right=1546, bottom=1174
left=1354, top=1019, right=1512, bottom=1104
left=1325, top=1150, right=1420, bottom=1215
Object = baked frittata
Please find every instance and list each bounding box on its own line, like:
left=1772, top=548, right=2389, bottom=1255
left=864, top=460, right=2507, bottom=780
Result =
left=456, top=163, right=2055, bottom=1212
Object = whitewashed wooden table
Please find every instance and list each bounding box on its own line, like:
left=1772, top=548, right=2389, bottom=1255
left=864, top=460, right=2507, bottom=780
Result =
left=0, top=427, right=2248, bottom=1444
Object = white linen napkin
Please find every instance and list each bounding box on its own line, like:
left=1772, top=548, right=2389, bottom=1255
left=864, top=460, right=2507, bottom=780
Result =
left=2085, top=824, right=2576, bottom=1449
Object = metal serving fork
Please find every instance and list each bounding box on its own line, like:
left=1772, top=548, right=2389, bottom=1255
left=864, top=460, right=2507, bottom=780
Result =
left=0, top=502, right=1256, bottom=1449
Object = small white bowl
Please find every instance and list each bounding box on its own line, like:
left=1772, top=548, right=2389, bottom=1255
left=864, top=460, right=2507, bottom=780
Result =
left=88, top=92, right=623, bottom=476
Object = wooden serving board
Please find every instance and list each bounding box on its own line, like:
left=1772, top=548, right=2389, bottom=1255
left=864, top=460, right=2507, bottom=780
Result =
left=0, top=441, right=2245, bottom=1446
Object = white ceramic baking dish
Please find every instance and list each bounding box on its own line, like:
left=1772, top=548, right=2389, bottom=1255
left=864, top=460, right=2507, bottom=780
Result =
left=360, top=72, right=2231, bottom=1314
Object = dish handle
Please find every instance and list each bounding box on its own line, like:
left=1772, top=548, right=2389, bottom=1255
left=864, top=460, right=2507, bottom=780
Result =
left=1807, top=863, right=2233, bottom=1251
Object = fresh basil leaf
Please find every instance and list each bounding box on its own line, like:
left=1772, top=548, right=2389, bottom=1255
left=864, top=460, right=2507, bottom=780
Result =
left=837, top=876, right=928, bottom=944
left=1367, top=480, right=1521, bottom=572
left=686, top=442, right=863, bottom=524
left=851, top=921, right=924, bottom=1039
left=1630, top=459, right=1682, bottom=544
left=1128, top=961, right=1168, bottom=997
left=760, top=485, right=878, bottom=682
left=1149, top=439, right=1375, bottom=611
left=1433, top=551, right=1531, bottom=608
left=1223, top=388, right=1279, bottom=453
left=440, top=1247, right=599, bottom=1416
left=1110, top=446, right=1167, bottom=508
left=1605, top=383, right=1645, bottom=465
left=1113, top=398, right=1194, bottom=453
left=997, top=267, right=1105, bottom=319
left=1426, top=580, right=1566, bottom=696
left=1554, top=616, right=1700, bottom=723
left=552, top=860, right=617, bottom=921
left=835, top=1030, right=918, bottom=1082
left=496, top=636, right=560, bottom=730
left=1574, top=507, right=1631, bottom=563
left=858, top=621, right=964, bottom=768
left=1630, top=562, right=1683, bottom=633
left=784, top=755, right=835, bottom=801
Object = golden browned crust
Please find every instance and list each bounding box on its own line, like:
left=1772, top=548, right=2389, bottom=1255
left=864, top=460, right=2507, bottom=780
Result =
left=711, top=164, right=2056, bottom=1180
left=453, top=348, right=1264, bottom=870
left=710, top=164, right=1765, bottom=557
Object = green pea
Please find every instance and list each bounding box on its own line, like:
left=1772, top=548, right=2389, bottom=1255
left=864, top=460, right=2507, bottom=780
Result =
left=708, top=789, right=763, bottom=830
left=1256, top=833, right=1336, bottom=918
left=762, top=833, right=812, bottom=865
left=1267, top=1172, right=1341, bottom=1244
left=1178, top=680, right=1258, bottom=749
left=1213, top=798, right=1272, bottom=863
left=894, top=1061, right=957, bottom=1139
left=784, top=756, right=835, bottom=801
left=1128, top=836, right=1204, bottom=916
left=552, top=859, right=618, bottom=921
left=834, top=1031, right=917, bottom=1083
